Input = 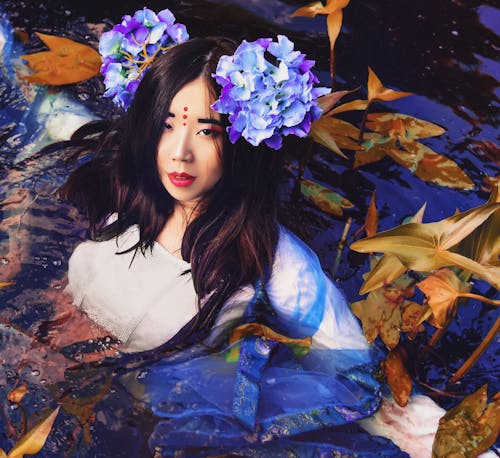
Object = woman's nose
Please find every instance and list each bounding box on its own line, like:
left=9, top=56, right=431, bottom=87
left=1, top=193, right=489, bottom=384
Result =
left=171, top=130, right=193, bottom=162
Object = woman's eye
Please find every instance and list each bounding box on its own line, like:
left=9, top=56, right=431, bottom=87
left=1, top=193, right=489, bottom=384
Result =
left=199, top=128, right=221, bottom=137
left=163, top=122, right=173, bottom=130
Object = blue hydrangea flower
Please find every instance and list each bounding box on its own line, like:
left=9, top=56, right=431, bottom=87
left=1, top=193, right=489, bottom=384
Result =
left=211, top=35, right=329, bottom=150
left=99, top=7, right=189, bottom=110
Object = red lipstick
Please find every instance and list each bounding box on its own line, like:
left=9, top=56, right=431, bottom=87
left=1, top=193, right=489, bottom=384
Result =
left=167, top=172, right=196, bottom=187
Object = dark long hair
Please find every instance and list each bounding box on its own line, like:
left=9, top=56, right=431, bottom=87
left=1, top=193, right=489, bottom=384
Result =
left=61, top=37, right=283, bottom=342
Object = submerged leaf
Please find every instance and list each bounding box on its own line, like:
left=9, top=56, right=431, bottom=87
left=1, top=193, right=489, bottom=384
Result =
left=384, top=346, right=412, bottom=407
left=417, top=268, right=471, bottom=327
left=22, top=33, right=101, bottom=85
left=367, top=67, right=413, bottom=103
left=432, top=385, right=500, bottom=458
left=300, top=179, right=354, bottom=216
left=7, top=407, right=60, bottom=458
left=350, top=202, right=500, bottom=289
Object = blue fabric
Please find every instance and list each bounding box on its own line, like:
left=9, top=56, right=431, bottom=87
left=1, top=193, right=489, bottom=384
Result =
left=140, top=275, right=391, bottom=456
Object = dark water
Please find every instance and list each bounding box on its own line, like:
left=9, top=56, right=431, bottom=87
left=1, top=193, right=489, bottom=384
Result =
left=0, top=0, right=499, bottom=455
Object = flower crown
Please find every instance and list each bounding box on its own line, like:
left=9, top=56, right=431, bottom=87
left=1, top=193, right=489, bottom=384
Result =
left=99, top=9, right=328, bottom=149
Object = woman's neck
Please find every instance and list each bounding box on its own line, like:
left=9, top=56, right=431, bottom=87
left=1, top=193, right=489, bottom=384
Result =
left=156, top=203, right=197, bottom=259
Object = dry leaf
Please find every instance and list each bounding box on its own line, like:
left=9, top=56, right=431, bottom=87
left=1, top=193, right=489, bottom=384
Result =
left=417, top=268, right=471, bottom=327
left=310, top=117, right=362, bottom=158
left=400, top=301, right=426, bottom=337
left=350, top=201, right=500, bottom=289
left=367, top=67, right=413, bottom=103
left=316, top=88, right=357, bottom=114
left=432, top=385, right=500, bottom=458
left=300, top=178, right=354, bottom=216
left=384, top=346, right=412, bottom=407
left=331, top=99, right=369, bottom=115
left=366, top=113, right=445, bottom=140
left=7, top=407, right=60, bottom=458
left=22, top=33, right=101, bottom=85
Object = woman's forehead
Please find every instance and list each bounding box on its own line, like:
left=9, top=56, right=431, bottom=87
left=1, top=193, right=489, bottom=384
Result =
left=169, top=78, right=220, bottom=119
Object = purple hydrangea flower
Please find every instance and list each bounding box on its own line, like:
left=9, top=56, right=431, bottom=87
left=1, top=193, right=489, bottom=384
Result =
left=99, top=7, right=189, bottom=110
left=211, top=35, right=330, bottom=150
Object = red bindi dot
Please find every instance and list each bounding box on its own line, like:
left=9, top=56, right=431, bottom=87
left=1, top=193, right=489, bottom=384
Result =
left=183, top=123, right=187, bottom=126
left=182, top=114, right=188, bottom=119
left=183, top=106, right=188, bottom=111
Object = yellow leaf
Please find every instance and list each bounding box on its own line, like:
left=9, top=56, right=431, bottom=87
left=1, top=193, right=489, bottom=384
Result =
left=21, top=33, right=101, bottom=86
left=7, top=382, right=27, bottom=404
left=7, top=407, right=60, bottom=458
left=384, top=346, right=412, bottom=407
left=0, top=450, right=7, bottom=458
left=300, top=178, right=354, bottom=216
left=310, top=117, right=362, bottom=158
left=366, top=113, right=446, bottom=140
left=365, top=191, right=378, bottom=238
left=0, top=281, right=13, bottom=288
left=417, top=268, right=471, bottom=327
left=367, top=67, right=413, bottom=103
left=359, top=204, right=426, bottom=294
left=331, top=99, right=369, bottom=115
left=291, top=1, right=331, bottom=17
left=458, top=176, right=500, bottom=265
left=400, top=301, right=426, bottom=337
left=354, top=145, right=386, bottom=168
left=432, top=385, right=500, bottom=458
left=350, top=201, right=500, bottom=288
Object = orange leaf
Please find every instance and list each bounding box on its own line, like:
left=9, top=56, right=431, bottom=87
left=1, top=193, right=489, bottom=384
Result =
left=367, top=67, right=413, bottom=103
left=384, top=346, right=412, bottom=407
left=21, top=33, right=101, bottom=86
left=331, top=99, right=368, bottom=115
left=7, top=382, right=27, bottom=404
left=316, top=88, right=358, bottom=114
left=417, top=268, right=470, bottom=327
left=365, top=191, right=378, bottom=237
left=326, top=9, right=343, bottom=50
left=291, top=1, right=331, bottom=17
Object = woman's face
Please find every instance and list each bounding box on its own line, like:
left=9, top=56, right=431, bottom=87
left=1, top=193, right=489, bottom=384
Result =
left=157, top=77, right=224, bottom=211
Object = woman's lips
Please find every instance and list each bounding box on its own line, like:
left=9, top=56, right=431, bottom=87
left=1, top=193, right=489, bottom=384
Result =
left=167, top=172, right=196, bottom=187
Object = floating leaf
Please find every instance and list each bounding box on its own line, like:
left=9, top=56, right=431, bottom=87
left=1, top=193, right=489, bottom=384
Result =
left=432, top=385, right=500, bottom=458
left=300, top=179, right=354, bottom=216
left=400, top=301, right=426, bottom=337
left=291, top=0, right=350, bottom=50
left=7, top=407, right=60, bottom=458
left=417, top=268, right=471, bottom=327
left=366, top=112, right=445, bottom=140
left=359, top=204, right=426, bottom=294
left=310, top=117, right=362, bottom=158
left=350, top=201, right=500, bottom=289
left=404, top=141, right=474, bottom=190
left=384, top=346, right=412, bottom=407
left=7, top=382, right=27, bottom=404
left=365, top=191, right=378, bottom=238
left=22, top=33, right=101, bottom=85
left=367, top=67, right=413, bottom=103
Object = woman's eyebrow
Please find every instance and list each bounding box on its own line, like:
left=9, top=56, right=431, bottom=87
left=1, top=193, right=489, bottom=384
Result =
left=198, top=117, right=223, bottom=126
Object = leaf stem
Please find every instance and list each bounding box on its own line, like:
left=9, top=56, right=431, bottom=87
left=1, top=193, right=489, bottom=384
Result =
left=331, top=217, right=352, bottom=277
left=329, top=46, right=335, bottom=90
left=457, top=293, right=500, bottom=306
left=358, top=100, right=373, bottom=144
left=449, top=314, right=500, bottom=384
